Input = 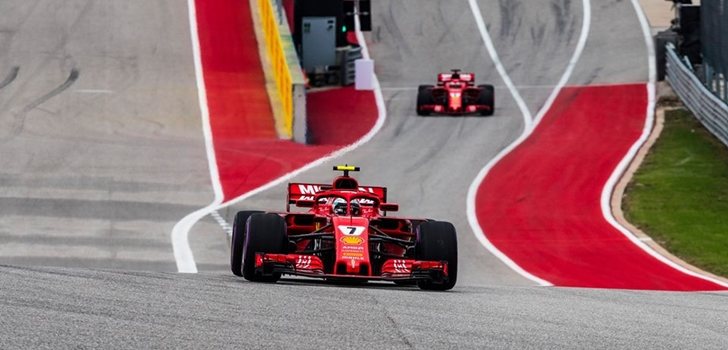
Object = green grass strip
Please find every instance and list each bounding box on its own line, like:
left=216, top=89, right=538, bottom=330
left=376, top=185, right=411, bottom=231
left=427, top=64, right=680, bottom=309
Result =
left=623, top=108, right=728, bottom=277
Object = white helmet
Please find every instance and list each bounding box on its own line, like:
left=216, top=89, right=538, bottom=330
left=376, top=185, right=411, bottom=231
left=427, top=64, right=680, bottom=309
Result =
left=332, top=198, right=348, bottom=215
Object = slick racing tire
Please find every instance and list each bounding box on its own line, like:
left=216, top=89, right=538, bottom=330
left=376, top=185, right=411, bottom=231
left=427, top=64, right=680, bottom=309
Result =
left=242, top=213, right=288, bottom=282
left=416, top=85, right=435, bottom=116
left=477, top=84, right=495, bottom=116
left=415, top=221, right=458, bottom=291
left=231, top=210, right=263, bottom=277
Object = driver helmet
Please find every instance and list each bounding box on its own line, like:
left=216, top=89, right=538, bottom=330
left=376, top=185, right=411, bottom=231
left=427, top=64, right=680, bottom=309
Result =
left=350, top=201, right=361, bottom=216
left=332, top=198, right=347, bottom=215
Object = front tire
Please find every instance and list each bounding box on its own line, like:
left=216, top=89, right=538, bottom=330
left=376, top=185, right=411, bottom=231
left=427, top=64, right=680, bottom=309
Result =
left=415, top=221, right=458, bottom=291
left=477, top=84, right=495, bottom=116
left=416, top=85, right=435, bottom=116
left=242, top=213, right=288, bottom=282
left=231, top=210, right=263, bottom=276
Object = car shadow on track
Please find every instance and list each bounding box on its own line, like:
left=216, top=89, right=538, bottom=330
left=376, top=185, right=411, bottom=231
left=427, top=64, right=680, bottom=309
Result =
left=276, top=277, right=419, bottom=291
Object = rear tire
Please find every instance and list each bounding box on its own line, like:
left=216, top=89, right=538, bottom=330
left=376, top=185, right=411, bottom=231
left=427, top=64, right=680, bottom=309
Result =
left=231, top=210, right=263, bottom=276
left=415, top=221, right=458, bottom=291
left=477, top=84, right=495, bottom=116
left=416, top=85, right=435, bottom=116
left=242, top=213, right=288, bottom=282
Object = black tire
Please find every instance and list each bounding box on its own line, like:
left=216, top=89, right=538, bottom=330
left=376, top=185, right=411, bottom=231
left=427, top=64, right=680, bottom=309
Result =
left=416, top=85, right=435, bottom=116
left=477, top=84, right=495, bottom=116
left=415, top=221, right=458, bottom=291
left=230, top=210, right=263, bottom=276
left=242, top=213, right=288, bottom=282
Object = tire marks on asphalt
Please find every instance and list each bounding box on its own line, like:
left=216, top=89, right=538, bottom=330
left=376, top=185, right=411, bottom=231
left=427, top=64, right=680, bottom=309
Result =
left=0, top=66, right=20, bottom=90
left=2, top=68, right=79, bottom=141
left=20, top=68, right=79, bottom=113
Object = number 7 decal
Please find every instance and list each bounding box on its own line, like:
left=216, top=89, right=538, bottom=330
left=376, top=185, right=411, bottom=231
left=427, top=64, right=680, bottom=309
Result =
left=339, top=225, right=364, bottom=236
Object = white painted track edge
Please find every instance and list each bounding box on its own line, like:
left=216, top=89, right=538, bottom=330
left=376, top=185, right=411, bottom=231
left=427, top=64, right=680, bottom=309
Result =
left=465, top=0, right=593, bottom=287
left=598, top=0, right=728, bottom=289
left=171, top=0, right=225, bottom=273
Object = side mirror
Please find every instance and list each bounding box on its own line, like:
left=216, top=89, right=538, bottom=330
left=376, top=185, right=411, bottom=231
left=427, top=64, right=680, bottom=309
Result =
left=380, top=203, right=399, bottom=212
left=296, top=199, right=315, bottom=208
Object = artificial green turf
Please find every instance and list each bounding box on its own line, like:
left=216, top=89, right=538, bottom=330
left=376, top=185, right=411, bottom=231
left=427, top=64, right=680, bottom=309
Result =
left=623, top=108, right=728, bottom=277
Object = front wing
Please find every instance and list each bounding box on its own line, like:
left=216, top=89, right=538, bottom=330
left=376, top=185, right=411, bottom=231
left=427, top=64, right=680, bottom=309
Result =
left=418, top=103, right=493, bottom=115
left=255, top=253, right=449, bottom=282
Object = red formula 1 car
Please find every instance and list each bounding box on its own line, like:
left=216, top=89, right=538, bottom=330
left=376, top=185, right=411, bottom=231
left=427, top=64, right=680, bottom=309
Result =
left=416, top=69, right=495, bottom=116
left=230, top=165, right=457, bottom=290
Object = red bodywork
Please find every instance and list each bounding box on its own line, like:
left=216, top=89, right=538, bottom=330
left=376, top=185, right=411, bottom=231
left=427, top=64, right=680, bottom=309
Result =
left=417, top=72, right=493, bottom=115
left=252, top=176, right=449, bottom=283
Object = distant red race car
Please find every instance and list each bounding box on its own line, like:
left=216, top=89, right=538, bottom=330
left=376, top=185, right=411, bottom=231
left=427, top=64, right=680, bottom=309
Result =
left=417, top=69, right=494, bottom=116
left=230, top=165, right=457, bottom=291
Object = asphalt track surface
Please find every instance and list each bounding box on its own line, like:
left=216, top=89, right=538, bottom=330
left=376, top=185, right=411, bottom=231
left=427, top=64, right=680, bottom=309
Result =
left=1, top=0, right=727, bottom=348
left=0, top=0, right=213, bottom=271
left=2, top=265, right=728, bottom=349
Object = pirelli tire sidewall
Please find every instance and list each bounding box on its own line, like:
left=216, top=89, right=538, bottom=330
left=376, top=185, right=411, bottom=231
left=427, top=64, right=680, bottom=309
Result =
left=230, top=210, right=263, bottom=277
left=477, top=84, right=495, bottom=116
left=416, top=84, right=435, bottom=116
left=415, top=220, right=458, bottom=290
left=242, top=213, right=288, bottom=282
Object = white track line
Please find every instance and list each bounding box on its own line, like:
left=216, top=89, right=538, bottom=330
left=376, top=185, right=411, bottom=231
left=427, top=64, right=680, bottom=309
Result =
left=211, top=210, right=233, bottom=237
left=467, top=1, right=533, bottom=124
left=599, top=0, right=728, bottom=289
left=171, top=4, right=387, bottom=273
left=465, top=0, right=592, bottom=286
left=172, top=0, right=225, bottom=273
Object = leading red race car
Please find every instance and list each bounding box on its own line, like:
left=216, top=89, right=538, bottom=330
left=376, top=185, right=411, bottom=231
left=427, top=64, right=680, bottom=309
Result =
left=416, top=69, right=495, bottom=116
left=230, top=165, right=458, bottom=291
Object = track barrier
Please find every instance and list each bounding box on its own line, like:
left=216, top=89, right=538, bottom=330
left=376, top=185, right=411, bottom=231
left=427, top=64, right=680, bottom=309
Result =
left=666, top=43, right=728, bottom=148
left=258, top=0, right=307, bottom=142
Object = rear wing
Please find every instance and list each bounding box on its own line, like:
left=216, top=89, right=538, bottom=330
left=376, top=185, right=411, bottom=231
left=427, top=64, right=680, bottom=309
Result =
left=437, top=73, right=474, bottom=83
left=287, top=183, right=387, bottom=211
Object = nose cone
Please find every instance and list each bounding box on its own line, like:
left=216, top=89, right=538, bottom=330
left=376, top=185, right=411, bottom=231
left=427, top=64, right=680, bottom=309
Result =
left=449, top=92, right=462, bottom=111
left=333, top=216, right=371, bottom=276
